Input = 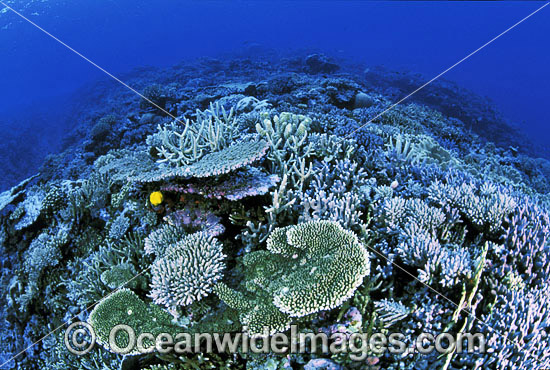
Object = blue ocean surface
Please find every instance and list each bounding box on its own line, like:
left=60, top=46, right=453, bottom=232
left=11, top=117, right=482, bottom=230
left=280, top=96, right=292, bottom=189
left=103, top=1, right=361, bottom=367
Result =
left=1, top=1, right=550, bottom=369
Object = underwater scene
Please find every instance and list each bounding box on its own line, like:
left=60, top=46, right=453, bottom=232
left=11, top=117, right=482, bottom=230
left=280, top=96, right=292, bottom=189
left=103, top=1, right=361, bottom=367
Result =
left=1, top=1, right=550, bottom=369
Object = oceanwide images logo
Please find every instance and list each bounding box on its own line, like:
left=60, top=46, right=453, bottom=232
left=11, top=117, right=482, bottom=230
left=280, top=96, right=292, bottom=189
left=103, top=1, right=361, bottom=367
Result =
left=65, top=322, right=486, bottom=361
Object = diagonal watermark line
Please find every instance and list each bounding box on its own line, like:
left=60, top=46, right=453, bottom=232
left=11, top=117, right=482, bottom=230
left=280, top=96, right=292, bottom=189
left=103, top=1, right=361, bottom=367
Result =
left=345, top=2, right=550, bottom=139
left=0, top=1, right=548, bottom=368
left=0, top=265, right=154, bottom=368
left=0, top=1, right=185, bottom=126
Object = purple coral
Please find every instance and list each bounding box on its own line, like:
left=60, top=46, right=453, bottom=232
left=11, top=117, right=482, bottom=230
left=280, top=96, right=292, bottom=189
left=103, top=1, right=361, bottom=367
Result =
left=164, top=206, right=225, bottom=237
left=304, top=358, right=343, bottom=370
left=161, top=167, right=279, bottom=201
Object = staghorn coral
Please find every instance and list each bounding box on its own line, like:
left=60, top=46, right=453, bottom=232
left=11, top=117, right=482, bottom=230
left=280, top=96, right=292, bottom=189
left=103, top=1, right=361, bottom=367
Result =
left=385, top=133, right=418, bottom=163
left=292, top=158, right=370, bottom=232
left=144, top=223, right=186, bottom=256
left=148, top=102, right=239, bottom=166
left=373, top=194, right=474, bottom=288
left=396, top=222, right=473, bottom=287
left=239, top=119, right=355, bottom=247
left=149, top=231, right=225, bottom=308
left=428, top=178, right=517, bottom=234
left=456, top=284, right=550, bottom=370
left=307, top=133, right=357, bottom=163
left=499, top=197, right=550, bottom=286
left=256, top=111, right=312, bottom=180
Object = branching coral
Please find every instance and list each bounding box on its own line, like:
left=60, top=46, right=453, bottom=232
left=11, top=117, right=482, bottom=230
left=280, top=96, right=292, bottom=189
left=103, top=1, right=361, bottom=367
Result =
left=385, top=133, right=460, bottom=170
left=256, top=111, right=312, bottom=181
left=307, top=133, right=357, bottom=163
left=377, top=197, right=448, bottom=235
left=429, top=179, right=517, bottom=234
left=396, top=222, right=473, bottom=287
left=499, top=197, right=550, bottom=286
left=144, top=223, right=186, bottom=256
left=149, top=231, right=225, bottom=308
left=242, top=117, right=361, bottom=248
left=385, top=133, right=418, bottom=163
left=17, top=223, right=71, bottom=311
left=456, top=284, right=550, bottom=369
left=373, top=194, right=474, bottom=287
left=293, top=158, right=370, bottom=232
left=147, top=102, right=239, bottom=166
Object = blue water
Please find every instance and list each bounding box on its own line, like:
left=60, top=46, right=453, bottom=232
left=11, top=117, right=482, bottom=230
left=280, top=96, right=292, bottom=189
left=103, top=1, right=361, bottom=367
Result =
left=1, top=1, right=549, bottom=185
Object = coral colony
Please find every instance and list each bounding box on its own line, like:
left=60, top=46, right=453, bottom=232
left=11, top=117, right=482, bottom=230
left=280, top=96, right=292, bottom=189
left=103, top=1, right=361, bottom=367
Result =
left=1, top=54, right=550, bottom=369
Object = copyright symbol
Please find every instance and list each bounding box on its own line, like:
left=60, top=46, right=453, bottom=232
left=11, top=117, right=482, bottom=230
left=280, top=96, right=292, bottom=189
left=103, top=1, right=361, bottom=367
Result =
left=64, top=321, right=96, bottom=355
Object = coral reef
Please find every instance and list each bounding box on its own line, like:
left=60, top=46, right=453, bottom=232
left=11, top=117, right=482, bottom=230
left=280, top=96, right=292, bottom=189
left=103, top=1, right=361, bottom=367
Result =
left=1, top=52, right=550, bottom=370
